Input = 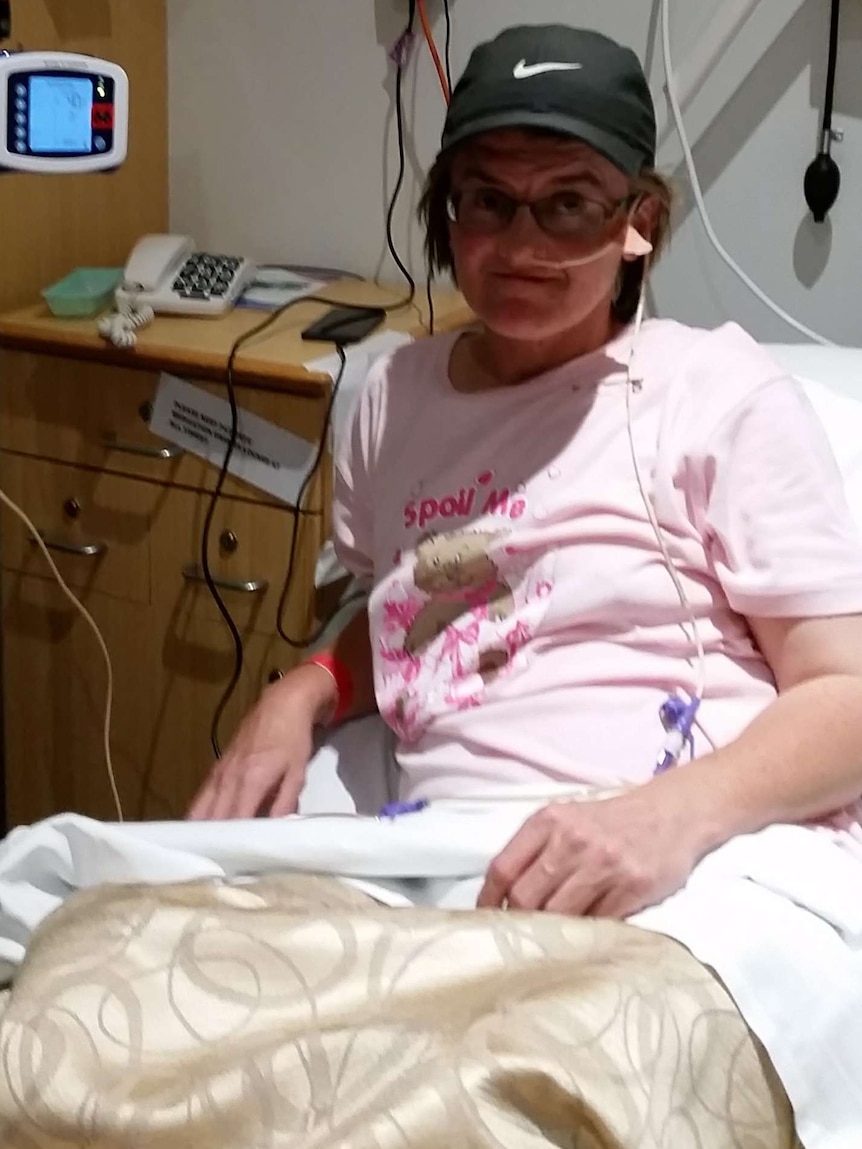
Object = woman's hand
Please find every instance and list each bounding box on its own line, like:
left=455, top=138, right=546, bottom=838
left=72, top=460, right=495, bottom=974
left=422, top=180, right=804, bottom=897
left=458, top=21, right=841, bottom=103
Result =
left=477, top=784, right=709, bottom=918
left=187, top=663, right=337, bottom=821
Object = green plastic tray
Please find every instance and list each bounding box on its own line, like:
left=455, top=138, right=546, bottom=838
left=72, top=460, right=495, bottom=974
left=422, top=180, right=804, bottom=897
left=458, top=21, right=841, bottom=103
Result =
left=42, top=267, right=124, bottom=318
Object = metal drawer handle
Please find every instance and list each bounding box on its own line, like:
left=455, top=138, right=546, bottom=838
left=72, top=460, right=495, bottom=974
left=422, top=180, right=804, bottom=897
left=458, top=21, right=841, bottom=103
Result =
left=182, top=563, right=268, bottom=595
left=31, top=534, right=106, bottom=558
left=101, top=432, right=184, bottom=460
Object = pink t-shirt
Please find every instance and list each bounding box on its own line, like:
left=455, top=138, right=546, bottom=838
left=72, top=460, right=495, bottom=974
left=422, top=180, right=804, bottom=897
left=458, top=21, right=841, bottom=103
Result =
left=333, top=319, right=862, bottom=808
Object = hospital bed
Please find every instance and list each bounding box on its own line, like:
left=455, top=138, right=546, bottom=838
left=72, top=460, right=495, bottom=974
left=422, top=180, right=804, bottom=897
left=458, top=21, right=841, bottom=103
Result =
left=0, top=341, right=859, bottom=1148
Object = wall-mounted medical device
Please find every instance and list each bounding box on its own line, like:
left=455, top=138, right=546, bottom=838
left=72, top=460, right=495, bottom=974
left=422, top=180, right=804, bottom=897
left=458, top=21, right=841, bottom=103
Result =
left=804, top=0, right=842, bottom=223
left=0, top=52, right=129, bottom=174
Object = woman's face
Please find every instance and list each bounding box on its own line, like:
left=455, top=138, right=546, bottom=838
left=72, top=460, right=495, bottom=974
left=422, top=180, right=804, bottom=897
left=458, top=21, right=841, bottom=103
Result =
left=448, top=129, right=638, bottom=342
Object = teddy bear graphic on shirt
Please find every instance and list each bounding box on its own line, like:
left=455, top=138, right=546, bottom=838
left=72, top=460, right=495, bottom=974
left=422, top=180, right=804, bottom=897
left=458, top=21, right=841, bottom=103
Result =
left=404, top=531, right=514, bottom=679
left=377, top=525, right=557, bottom=742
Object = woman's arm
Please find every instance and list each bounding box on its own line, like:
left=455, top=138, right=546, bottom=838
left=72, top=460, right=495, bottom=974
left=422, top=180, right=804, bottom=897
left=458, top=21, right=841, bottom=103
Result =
left=187, top=605, right=376, bottom=820
left=656, top=612, right=862, bottom=851
left=478, top=615, right=862, bottom=916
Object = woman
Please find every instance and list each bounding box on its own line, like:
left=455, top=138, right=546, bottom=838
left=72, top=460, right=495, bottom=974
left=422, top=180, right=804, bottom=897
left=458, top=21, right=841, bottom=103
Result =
left=191, top=24, right=862, bottom=921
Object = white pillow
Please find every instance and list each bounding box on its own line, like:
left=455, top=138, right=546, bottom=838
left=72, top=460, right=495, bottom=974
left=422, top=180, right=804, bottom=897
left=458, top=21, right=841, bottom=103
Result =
left=764, top=344, right=862, bottom=530
left=765, top=344, right=862, bottom=403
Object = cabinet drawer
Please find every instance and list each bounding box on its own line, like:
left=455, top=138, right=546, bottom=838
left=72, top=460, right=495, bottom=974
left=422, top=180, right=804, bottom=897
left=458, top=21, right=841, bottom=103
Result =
left=0, top=456, right=153, bottom=605
left=0, top=352, right=331, bottom=509
left=1, top=572, right=143, bottom=825
left=0, top=571, right=305, bottom=826
left=150, top=486, right=324, bottom=638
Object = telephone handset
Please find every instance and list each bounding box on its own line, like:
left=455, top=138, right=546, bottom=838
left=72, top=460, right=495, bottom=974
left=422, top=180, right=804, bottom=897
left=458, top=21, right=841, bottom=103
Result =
left=121, top=234, right=194, bottom=293
left=115, top=234, right=256, bottom=318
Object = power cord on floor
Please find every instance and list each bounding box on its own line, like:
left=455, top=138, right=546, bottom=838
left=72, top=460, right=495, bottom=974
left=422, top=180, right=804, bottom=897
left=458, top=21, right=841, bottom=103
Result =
left=0, top=486, right=123, bottom=822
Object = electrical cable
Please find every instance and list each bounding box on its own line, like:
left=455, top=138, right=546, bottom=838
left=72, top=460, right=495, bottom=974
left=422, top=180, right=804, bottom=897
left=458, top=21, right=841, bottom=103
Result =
left=208, top=0, right=423, bottom=750
left=0, top=486, right=122, bottom=821
left=442, top=0, right=453, bottom=95
left=206, top=288, right=414, bottom=755
left=273, top=344, right=349, bottom=650
left=267, top=0, right=435, bottom=648
left=804, top=0, right=842, bottom=222
left=204, top=305, right=352, bottom=756
left=823, top=0, right=841, bottom=140
left=267, top=3, right=437, bottom=652
left=384, top=0, right=418, bottom=309
left=202, top=320, right=251, bottom=759
left=416, top=0, right=451, bottom=103
left=268, top=0, right=443, bottom=657
left=426, top=0, right=452, bottom=338
left=660, top=0, right=835, bottom=347
left=425, top=275, right=436, bottom=336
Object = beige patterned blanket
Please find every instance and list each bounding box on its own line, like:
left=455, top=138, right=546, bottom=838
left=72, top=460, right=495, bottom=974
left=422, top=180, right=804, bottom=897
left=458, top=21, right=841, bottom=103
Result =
left=0, top=875, right=798, bottom=1148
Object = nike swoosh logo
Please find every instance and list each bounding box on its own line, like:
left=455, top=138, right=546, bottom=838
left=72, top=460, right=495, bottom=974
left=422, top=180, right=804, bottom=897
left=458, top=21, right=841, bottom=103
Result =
left=513, top=59, right=583, bottom=79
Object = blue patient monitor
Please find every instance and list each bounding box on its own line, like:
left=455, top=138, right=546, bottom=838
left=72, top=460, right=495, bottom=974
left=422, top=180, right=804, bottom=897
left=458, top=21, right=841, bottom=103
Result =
left=0, top=51, right=128, bottom=173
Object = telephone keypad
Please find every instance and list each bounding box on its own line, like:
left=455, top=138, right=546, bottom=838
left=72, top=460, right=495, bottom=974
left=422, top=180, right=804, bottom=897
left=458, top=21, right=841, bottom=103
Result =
left=172, top=253, right=244, bottom=301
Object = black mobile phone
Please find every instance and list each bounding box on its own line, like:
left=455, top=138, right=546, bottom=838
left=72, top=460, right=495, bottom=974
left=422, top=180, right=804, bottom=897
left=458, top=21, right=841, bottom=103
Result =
left=301, top=305, right=385, bottom=346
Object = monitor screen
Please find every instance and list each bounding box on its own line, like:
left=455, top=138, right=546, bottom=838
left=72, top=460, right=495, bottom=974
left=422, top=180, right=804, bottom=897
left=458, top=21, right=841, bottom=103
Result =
left=28, top=75, right=93, bottom=154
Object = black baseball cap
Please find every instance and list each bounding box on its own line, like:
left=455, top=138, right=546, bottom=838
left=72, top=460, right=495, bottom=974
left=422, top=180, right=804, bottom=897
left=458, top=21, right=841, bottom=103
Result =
left=440, top=26, right=656, bottom=176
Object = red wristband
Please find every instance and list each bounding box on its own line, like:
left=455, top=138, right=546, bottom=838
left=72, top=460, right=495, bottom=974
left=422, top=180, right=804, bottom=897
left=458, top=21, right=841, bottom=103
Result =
left=305, top=652, right=354, bottom=724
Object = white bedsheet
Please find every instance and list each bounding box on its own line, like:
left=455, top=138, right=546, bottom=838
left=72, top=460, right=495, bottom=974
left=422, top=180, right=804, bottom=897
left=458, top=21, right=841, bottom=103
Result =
left=0, top=806, right=860, bottom=1149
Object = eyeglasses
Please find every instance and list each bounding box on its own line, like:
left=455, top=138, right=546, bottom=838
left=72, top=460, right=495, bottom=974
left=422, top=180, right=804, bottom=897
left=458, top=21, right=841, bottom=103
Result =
left=447, top=185, right=633, bottom=241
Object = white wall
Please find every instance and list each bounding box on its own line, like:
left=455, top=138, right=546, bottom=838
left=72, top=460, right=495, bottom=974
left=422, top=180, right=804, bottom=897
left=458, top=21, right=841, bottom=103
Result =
left=167, top=0, right=861, bottom=344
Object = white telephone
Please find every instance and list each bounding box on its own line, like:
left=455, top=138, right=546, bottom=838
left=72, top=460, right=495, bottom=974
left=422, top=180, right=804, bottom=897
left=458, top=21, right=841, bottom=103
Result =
left=115, top=234, right=256, bottom=318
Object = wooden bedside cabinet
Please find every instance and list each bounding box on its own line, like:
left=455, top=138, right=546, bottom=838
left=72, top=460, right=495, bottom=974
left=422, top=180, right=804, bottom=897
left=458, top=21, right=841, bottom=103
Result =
left=0, top=284, right=472, bottom=827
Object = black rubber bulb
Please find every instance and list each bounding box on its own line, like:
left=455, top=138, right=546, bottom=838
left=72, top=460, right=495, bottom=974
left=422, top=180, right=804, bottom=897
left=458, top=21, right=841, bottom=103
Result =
left=804, top=152, right=841, bottom=223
